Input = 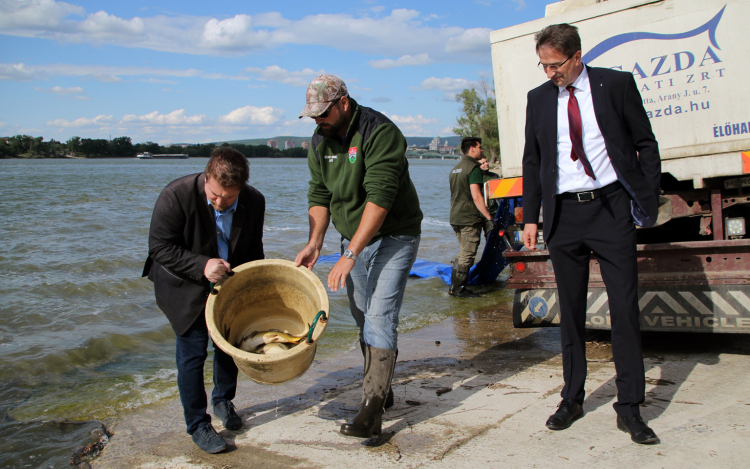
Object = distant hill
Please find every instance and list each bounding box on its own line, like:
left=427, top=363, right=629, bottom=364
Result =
left=211, top=135, right=461, bottom=148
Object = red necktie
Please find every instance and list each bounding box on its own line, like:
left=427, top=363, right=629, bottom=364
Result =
left=566, top=85, right=595, bottom=180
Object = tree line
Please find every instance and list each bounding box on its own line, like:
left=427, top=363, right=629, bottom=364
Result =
left=0, top=135, right=308, bottom=159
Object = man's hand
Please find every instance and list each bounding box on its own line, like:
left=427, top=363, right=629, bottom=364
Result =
left=522, top=223, right=539, bottom=251
left=204, top=258, right=231, bottom=283
left=485, top=218, right=499, bottom=236
left=295, top=243, right=321, bottom=270
left=328, top=257, right=355, bottom=292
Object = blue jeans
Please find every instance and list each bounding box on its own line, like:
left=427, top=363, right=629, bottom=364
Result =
left=175, top=315, right=238, bottom=434
left=343, top=234, right=420, bottom=351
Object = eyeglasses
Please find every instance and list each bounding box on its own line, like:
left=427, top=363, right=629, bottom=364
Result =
left=315, top=97, right=341, bottom=119
left=538, top=55, right=572, bottom=72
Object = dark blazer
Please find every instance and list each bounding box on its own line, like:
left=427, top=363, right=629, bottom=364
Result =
left=142, top=172, right=265, bottom=335
left=522, top=65, right=661, bottom=240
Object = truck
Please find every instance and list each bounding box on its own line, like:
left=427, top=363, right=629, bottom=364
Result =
left=487, top=0, right=750, bottom=333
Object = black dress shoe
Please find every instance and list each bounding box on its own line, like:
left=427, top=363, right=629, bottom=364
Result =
left=617, top=415, right=660, bottom=444
left=546, top=398, right=584, bottom=430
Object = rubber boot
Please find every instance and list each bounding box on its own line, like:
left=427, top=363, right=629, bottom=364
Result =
left=360, top=341, right=395, bottom=409
left=449, top=264, right=479, bottom=298
left=340, top=346, right=396, bottom=438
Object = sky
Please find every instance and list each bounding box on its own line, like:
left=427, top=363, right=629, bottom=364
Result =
left=0, top=0, right=550, bottom=145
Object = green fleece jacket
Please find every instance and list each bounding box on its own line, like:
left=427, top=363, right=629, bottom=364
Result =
left=307, top=99, right=422, bottom=241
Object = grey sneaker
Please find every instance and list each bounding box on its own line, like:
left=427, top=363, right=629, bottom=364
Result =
left=191, top=423, right=227, bottom=454
left=213, top=400, right=242, bottom=431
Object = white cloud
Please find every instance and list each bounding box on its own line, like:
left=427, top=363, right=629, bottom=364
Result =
left=0, top=63, right=36, bottom=81
left=245, top=66, right=324, bottom=87
left=218, top=106, right=283, bottom=125
left=201, top=14, right=268, bottom=51
left=201, top=72, right=249, bottom=81
left=445, top=28, right=491, bottom=54
left=420, top=77, right=475, bottom=91
left=368, top=53, right=432, bottom=69
left=34, top=85, right=84, bottom=95
left=46, top=114, right=113, bottom=128
left=0, top=62, right=203, bottom=82
left=388, top=114, right=438, bottom=125
left=79, top=11, right=145, bottom=39
left=0, top=3, right=490, bottom=63
left=122, top=109, right=209, bottom=126
left=88, top=72, right=122, bottom=82
left=0, top=0, right=84, bottom=31
left=140, top=78, right=177, bottom=84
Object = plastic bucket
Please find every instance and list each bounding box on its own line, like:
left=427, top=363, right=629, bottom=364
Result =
left=205, top=259, right=329, bottom=384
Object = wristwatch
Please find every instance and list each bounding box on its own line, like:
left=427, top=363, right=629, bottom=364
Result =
left=343, top=248, right=358, bottom=260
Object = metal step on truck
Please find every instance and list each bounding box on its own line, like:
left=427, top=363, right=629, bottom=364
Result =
left=487, top=0, right=750, bottom=332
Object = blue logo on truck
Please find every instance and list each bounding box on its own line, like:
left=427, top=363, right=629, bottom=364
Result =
left=582, top=6, right=725, bottom=63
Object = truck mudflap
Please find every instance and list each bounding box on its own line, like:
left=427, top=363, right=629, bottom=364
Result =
left=513, top=286, right=750, bottom=332
left=506, top=239, right=750, bottom=333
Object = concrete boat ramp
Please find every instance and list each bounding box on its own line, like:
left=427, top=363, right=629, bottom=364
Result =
left=93, top=307, right=750, bottom=469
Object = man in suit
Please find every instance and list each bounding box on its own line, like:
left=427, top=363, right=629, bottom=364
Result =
left=143, top=148, right=265, bottom=453
left=521, top=24, right=661, bottom=444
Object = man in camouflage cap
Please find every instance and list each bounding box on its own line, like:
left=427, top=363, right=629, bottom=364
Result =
left=295, top=74, right=423, bottom=439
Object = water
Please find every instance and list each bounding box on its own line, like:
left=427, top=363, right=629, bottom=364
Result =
left=0, top=157, right=510, bottom=467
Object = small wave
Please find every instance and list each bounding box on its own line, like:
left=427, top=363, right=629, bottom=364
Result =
left=422, top=216, right=452, bottom=227
left=263, top=226, right=301, bottom=232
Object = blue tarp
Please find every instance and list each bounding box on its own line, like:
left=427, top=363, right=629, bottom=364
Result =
left=317, top=254, right=452, bottom=283
left=315, top=198, right=521, bottom=286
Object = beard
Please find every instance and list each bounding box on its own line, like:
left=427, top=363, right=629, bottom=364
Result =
left=318, top=114, right=347, bottom=138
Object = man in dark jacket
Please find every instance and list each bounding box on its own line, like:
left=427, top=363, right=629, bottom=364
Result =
left=448, top=137, right=495, bottom=297
left=521, top=24, right=661, bottom=444
left=295, top=74, right=422, bottom=439
left=143, top=148, right=265, bottom=453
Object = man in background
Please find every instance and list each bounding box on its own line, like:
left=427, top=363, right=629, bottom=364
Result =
left=295, top=74, right=422, bottom=439
left=478, top=156, right=500, bottom=240
left=521, top=24, right=661, bottom=444
left=448, top=137, right=496, bottom=297
left=143, top=148, right=265, bottom=453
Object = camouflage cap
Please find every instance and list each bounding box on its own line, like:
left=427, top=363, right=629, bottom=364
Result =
left=299, top=74, right=348, bottom=118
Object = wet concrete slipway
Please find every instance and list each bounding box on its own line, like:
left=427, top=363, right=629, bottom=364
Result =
left=93, top=304, right=750, bottom=469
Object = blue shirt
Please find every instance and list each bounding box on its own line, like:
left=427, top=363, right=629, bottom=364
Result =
left=208, top=198, right=238, bottom=261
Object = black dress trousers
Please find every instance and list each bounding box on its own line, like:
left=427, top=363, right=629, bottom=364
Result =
left=547, top=185, right=645, bottom=417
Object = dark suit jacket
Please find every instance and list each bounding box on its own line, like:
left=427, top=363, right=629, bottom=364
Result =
left=142, top=172, right=265, bottom=335
left=522, top=65, right=661, bottom=240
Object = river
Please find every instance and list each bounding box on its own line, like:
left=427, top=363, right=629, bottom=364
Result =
left=0, top=157, right=511, bottom=468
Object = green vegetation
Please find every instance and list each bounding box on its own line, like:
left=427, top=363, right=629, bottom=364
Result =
left=0, top=135, right=66, bottom=159
left=0, top=135, right=308, bottom=159
left=453, top=78, right=500, bottom=164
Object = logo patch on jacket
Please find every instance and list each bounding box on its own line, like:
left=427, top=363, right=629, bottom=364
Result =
left=325, top=154, right=338, bottom=162
left=452, top=168, right=463, bottom=173
left=348, top=147, right=357, bottom=163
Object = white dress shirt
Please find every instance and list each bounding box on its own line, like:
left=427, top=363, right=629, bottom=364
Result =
left=556, top=66, right=618, bottom=194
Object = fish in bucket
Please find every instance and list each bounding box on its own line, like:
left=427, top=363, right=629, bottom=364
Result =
left=205, top=259, right=329, bottom=385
